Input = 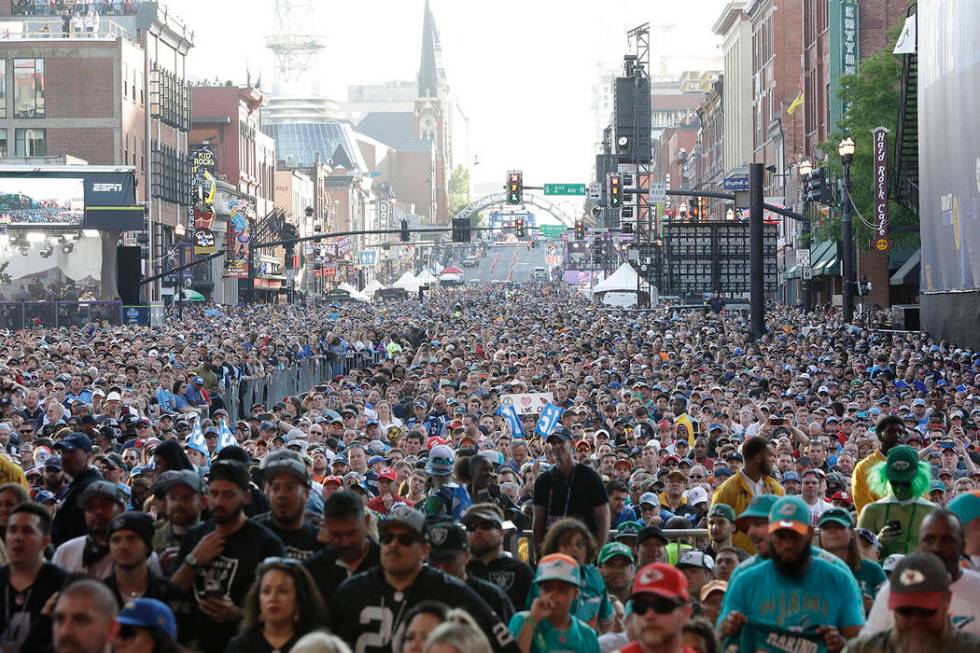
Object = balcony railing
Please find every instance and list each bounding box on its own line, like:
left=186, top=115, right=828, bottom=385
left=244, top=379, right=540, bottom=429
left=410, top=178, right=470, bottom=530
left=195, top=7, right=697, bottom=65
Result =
left=11, top=1, right=142, bottom=17
left=0, top=16, right=129, bottom=40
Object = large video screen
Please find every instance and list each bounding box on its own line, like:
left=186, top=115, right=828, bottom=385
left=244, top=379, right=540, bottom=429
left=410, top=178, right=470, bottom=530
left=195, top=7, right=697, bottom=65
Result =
left=0, top=177, right=85, bottom=226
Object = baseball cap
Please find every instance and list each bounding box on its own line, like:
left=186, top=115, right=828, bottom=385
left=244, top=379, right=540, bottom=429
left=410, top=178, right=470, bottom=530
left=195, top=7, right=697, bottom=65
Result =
left=677, top=550, right=715, bottom=570
left=781, top=471, right=801, bottom=483
left=887, top=552, right=951, bottom=610
left=380, top=504, right=427, bottom=538
left=208, top=459, right=250, bottom=491
left=707, top=504, right=736, bottom=522
left=534, top=553, right=580, bottom=586
left=638, top=492, right=659, bottom=508
left=462, top=505, right=504, bottom=528
left=818, top=507, right=854, bottom=529
left=735, top=494, right=778, bottom=529
left=598, top=542, right=635, bottom=565
left=426, top=521, right=468, bottom=558
left=637, top=525, right=668, bottom=545
left=322, top=475, right=343, bottom=487
left=153, top=470, right=204, bottom=497
left=699, top=579, right=728, bottom=603
left=54, top=432, right=93, bottom=453
left=367, top=455, right=386, bottom=466
left=882, top=553, right=906, bottom=573
left=615, top=520, right=643, bottom=540
left=885, top=445, right=920, bottom=482
left=107, top=511, right=154, bottom=551
left=106, top=391, right=122, bottom=401
left=43, top=456, right=63, bottom=470
left=77, top=480, right=126, bottom=509
left=116, top=598, right=177, bottom=640
left=630, top=562, right=689, bottom=602
left=948, top=491, right=980, bottom=527
left=686, top=486, right=708, bottom=507
left=426, top=444, right=455, bottom=477
left=856, top=528, right=880, bottom=549
left=712, top=465, right=732, bottom=479
left=767, top=495, right=812, bottom=535
left=260, top=450, right=310, bottom=486
left=377, top=467, right=398, bottom=482
left=546, top=426, right=573, bottom=444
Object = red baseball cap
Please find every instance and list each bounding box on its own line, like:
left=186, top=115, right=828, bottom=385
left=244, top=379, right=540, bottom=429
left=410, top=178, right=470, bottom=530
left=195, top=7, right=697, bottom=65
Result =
left=630, top=562, right=690, bottom=602
left=323, top=475, right=343, bottom=487
left=427, top=437, right=451, bottom=450
left=378, top=468, right=398, bottom=482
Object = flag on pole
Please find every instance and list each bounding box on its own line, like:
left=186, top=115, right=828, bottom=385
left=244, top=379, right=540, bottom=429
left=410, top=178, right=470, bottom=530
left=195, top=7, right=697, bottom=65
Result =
left=535, top=403, right=565, bottom=439
left=495, top=404, right=527, bottom=439
left=217, top=418, right=237, bottom=452
left=186, top=416, right=208, bottom=458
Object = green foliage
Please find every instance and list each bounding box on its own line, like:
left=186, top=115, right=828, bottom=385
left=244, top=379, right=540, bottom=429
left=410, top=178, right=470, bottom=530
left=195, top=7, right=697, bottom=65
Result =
left=813, top=24, right=918, bottom=251
left=448, top=165, right=470, bottom=216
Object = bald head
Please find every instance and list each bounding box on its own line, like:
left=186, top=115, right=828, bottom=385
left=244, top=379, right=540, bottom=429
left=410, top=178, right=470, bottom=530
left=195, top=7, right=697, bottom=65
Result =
left=53, top=580, right=118, bottom=653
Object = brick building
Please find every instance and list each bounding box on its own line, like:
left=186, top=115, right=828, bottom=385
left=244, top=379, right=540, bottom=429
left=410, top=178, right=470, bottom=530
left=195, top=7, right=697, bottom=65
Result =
left=696, top=78, right=725, bottom=220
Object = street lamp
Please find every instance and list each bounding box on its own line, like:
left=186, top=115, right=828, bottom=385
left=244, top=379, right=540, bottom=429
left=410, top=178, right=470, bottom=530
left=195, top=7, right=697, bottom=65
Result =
left=838, top=138, right=856, bottom=323
left=798, top=159, right=813, bottom=312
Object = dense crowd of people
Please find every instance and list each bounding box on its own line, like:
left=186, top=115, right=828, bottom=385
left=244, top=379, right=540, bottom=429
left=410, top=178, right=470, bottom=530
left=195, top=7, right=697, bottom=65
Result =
left=0, top=281, right=975, bottom=653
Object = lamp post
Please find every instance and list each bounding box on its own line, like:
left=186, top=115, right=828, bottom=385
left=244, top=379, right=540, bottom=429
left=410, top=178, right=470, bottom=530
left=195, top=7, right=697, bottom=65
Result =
left=838, top=137, right=856, bottom=323
left=798, top=159, right=813, bottom=312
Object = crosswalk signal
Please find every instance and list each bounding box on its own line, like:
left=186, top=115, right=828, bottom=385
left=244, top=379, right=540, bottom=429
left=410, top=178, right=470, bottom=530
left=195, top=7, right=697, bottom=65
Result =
left=400, top=219, right=410, bottom=242
left=574, top=220, right=585, bottom=240
left=507, top=171, right=523, bottom=205
left=608, top=174, right=622, bottom=208
left=515, top=218, right=526, bottom=238
left=452, top=217, right=471, bottom=242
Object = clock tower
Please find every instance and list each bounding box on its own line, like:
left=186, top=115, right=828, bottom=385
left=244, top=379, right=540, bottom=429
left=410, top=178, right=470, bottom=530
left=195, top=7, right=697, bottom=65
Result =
left=415, top=0, right=451, bottom=222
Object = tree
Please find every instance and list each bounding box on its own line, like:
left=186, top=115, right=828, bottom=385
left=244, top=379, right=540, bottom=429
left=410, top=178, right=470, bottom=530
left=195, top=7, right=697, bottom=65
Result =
left=813, top=23, right=918, bottom=251
left=448, top=165, right=470, bottom=216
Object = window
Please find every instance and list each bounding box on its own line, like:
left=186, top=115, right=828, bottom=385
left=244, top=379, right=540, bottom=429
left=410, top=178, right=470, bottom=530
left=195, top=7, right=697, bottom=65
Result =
left=0, top=129, right=6, bottom=158
left=15, top=128, right=46, bottom=156
left=0, top=63, right=6, bottom=118
left=13, top=59, right=44, bottom=118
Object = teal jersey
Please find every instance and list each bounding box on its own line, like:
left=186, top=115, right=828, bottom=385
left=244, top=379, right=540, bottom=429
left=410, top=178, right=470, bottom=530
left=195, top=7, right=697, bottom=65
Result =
left=525, top=564, right=612, bottom=628
left=508, top=611, right=600, bottom=653
left=722, top=621, right=829, bottom=653
left=719, top=555, right=865, bottom=632
left=729, top=545, right=861, bottom=596
left=855, top=559, right=887, bottom=599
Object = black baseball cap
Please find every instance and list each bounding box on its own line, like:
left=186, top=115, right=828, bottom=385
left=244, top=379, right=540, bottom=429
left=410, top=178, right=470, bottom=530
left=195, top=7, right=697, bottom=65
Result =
left=427, top=521, right=468, bottom=559
left=208, top=460, right=250, bottom=490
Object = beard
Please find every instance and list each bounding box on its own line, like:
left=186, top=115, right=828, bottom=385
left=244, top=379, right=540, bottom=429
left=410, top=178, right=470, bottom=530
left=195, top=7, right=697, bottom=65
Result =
left=892, top=629, right=944, bottom=653
left=211, top=503, right=243, bottom=525
left=772, top=541, right=812, bottom=578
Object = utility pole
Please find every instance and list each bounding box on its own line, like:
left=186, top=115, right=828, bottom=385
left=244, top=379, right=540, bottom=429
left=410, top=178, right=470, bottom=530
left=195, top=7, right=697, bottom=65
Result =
left=839, top=138, right=856, bottom=323
left=750, top=163, right=765, bottom=340
left=798, top=159, right=813, bottom=313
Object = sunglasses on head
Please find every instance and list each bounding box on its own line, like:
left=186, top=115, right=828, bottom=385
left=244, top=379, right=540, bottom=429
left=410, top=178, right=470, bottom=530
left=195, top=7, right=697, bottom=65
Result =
left=379, top=531, right=422, bottom=546
left=632, top=596, right=684, bottom=616
left=466, top=520, right=500, bottom=531
left=261, top=556, right=302, bottom=567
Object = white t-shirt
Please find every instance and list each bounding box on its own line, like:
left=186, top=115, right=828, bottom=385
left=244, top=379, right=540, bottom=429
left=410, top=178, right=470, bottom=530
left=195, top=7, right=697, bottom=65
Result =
left=861, top=568, right=980, bottom=635
left=805, top=497, right=833, bottom=526
left=52, top=535, right=164, bottom=580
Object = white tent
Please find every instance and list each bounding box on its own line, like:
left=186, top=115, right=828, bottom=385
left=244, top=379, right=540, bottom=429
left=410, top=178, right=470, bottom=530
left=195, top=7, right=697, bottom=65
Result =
left=391, top=271, right=421, bottom=292
left=362, top=279, right=384, bottom=296
left=416, top=269, right=438, bottom=285
left=336, top=282, right=371, bottom=303
left=590, top=263, right=640, bottom=295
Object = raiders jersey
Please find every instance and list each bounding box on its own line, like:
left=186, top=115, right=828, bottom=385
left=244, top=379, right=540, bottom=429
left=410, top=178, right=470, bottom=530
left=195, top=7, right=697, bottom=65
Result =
left=468, top=554, right=535, bottom=611
left=329, top=565, right=519, bottom=653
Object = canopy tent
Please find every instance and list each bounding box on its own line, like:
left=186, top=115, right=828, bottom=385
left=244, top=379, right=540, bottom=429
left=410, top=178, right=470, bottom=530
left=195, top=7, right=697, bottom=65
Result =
left=590, top=263, right=640, bottom=295
left=336, top=282, right=371, bottom=303
left=416, top=269, right=438, bottom=285
left=391, top=271, right=421, bottom=292
left=362, top=279, right=385, bottom=296
left=177, top=289, right=206, bottom=302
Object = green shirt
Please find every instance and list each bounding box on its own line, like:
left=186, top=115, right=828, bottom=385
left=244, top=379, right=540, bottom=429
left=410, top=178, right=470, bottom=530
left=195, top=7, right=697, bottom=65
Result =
left=508, top=611, right=600, bottom=653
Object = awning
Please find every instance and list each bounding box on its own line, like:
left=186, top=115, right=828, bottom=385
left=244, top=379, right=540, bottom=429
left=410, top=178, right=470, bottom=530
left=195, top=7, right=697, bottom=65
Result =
left=891, top=248, right=920, bottom=285
left=784, top=265, right=801, bottom=280
left=810, top=240, right=840, bottom=277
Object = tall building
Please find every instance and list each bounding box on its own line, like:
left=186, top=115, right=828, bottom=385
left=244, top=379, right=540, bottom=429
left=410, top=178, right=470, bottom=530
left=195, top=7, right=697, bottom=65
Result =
left=713, top=1, right=754, bottom=175
left=413, top=0, right=451, bottom=222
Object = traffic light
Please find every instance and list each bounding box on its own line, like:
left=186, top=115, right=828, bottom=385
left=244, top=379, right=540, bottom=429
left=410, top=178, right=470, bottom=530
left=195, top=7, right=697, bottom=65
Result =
left=805, top=168, right=829, bottom=203
left=608, top=174, right=622, bottom=208
left=400, top=219, right=410, bottom=242
left=688, top=199, right=700, bottom=220
left=575, top=220, right=585, bottom=240
left=452, top=217, right=471, bottom=242
left=515, top=218, right=526, bottom=238
left=507, top=171, right=523, bottom=205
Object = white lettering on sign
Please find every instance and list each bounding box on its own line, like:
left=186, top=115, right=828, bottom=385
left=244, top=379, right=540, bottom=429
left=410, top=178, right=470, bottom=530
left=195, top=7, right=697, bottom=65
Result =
left=92, top=183, right=123, bottom=192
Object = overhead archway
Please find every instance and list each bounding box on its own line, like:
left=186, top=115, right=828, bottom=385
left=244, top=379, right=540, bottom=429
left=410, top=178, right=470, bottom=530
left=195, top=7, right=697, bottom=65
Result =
left=451, top=192, right=579, bottom=227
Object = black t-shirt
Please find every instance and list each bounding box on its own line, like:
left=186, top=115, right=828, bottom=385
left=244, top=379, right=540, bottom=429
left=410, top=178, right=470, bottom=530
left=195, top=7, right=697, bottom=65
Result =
left=51, top=467, right=102, bottom=546
left=303, top=539, right=381, bottom=600
left=468, top=554, right=535, bottom=611
left=250, top=512, right=322, bottom=561
left=177, top=518, right=284, bottom=653
left=0, top=562, right=67, bottom=653
left=467, top=574, right=515, bottom=624
left=532, top=462, right=608, bottom=533
left=225, top=629, right=303, bottom=653
left=328, top=566, right=519, bottom=653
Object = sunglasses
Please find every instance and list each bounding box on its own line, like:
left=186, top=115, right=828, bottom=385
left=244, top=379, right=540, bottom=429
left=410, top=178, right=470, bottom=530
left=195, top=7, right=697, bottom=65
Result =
left=379, top=531, right=423, bottom=546
left=632, top=596, right=684, bottom=616
left=895, top=606, right=937, bottom=618
left=261, top=556, right=302, bottom=567
left=19, top=429, right=32, bottom=434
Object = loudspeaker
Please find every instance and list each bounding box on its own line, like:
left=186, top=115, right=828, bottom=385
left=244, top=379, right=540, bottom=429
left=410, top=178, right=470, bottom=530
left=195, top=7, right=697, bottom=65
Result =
left=613, top=76, right=652, bottom=163
left=117, top=246, right=142, bottom=305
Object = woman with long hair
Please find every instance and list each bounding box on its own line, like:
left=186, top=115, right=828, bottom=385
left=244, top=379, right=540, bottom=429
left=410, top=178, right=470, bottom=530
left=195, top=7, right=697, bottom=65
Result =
left=817, top=508, right=886, bottom=613
left=396, top=601, right=450, bottom=653
left=152, top=439, right=195, bottom=473
left=225, top=558, right=327, bottom=653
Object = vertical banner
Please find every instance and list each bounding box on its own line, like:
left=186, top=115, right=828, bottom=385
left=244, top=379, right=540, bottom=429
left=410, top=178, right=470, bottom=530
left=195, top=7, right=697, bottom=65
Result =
left=224, top=198, right=253, bottom=278
left=872, top=127, right=890, bottom=254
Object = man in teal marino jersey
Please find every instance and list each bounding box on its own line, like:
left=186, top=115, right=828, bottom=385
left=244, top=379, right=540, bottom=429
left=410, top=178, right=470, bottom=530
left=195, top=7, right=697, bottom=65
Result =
left=719, top=495, right=866, bottom=652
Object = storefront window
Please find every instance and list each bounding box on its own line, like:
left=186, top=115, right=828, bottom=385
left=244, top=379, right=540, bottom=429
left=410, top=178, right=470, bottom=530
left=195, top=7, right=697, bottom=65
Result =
left=15, top=128, right=46, bottom=156
left=0, top=129, right=7, bottom=158
left=14, top=59, right=44, bottom=118
left=0, top=63, right=6, bottom=118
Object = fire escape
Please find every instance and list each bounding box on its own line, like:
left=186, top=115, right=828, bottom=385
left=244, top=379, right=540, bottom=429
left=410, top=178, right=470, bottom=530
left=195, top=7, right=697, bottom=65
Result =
left=892, top=4, right=918, bottom=214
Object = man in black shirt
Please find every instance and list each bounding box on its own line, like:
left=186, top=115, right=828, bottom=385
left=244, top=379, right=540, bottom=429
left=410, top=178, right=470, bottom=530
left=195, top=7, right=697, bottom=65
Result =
left=463, top=503, right=534, bottom=610
left=329, top=504, right=518, bottom=653
left=0, top=503, right=66, bottom=653
left=104, top=512, right=186, bottom=613
left=252, top=450, right=321, bottom=560
left=304, top=490, right=380, bottom=599
left=173, top=459, right=285, bottom=653
left=427, top=520, right=515, bottom=623
left=532, top=425, right=610, bottom=553
left=50, top=432, right=101, bottom=546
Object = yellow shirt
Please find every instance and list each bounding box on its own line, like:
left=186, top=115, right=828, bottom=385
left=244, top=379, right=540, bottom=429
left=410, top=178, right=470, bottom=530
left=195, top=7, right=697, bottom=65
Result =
left=851, top=450, right=886, bottom=515
left=711, top=472, right=785, bottom=554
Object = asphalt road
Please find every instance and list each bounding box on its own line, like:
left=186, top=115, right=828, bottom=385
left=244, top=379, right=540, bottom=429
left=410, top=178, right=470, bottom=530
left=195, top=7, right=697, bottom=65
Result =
left=465, top=242, right=550, bottom=283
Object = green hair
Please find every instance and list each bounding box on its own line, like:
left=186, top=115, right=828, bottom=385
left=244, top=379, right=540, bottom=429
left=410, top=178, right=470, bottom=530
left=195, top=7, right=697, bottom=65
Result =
left=867, top=460, right=932, bottom=498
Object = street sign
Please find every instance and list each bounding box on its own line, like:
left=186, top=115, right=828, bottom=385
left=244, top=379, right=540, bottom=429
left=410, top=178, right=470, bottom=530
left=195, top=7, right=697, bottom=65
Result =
left=544, top=183, right=587, bottom=196
left=588, top=183, right=601, bottom=200
left=539, top=224, right=568, bottom=238
left=723, top=175, right=750, bottom=191
left=797, top=250, right=811, bottom=267
left=649, top=182, right=667, bottom=202
left=802, top=267, right=813, bottom=280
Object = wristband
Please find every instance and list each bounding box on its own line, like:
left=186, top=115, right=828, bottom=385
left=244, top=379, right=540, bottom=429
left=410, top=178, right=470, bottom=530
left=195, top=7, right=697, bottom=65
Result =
left=184, top=552, right=202, bottom=568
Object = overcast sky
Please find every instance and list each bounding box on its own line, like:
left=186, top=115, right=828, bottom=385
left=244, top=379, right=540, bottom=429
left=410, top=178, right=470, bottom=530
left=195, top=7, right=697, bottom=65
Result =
left=168, top=0, right=725, bottom=211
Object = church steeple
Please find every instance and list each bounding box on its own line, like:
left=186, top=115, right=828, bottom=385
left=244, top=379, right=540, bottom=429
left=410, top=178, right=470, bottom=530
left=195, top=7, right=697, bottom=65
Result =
left=418, top=0, right=444, bottom=99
